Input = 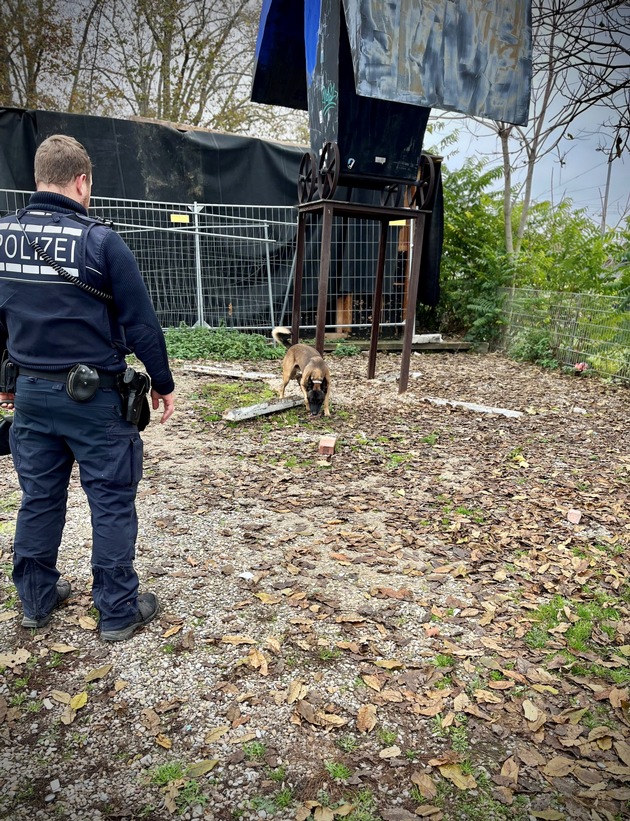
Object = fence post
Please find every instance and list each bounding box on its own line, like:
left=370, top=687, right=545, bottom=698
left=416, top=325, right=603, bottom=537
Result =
left=191, top=202, right=208, bottom=328
left=264, top=223, right=276, bottom=331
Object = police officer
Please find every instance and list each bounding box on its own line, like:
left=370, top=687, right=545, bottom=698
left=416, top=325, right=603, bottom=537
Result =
left=0, top=134, right=175, bottom=641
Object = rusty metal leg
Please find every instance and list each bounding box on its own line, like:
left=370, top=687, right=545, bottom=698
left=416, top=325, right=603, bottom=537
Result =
left=367, top=218, right=389, bottom=379
left=291, top=210, right=307, bottom=345
left=399, top=213, right=426, bottom=394
left=315, top=203, right=333, bottom=354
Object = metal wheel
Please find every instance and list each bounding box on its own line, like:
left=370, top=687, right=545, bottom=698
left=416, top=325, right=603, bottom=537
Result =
left=380, top=183, right=402, bottom=207
left=297, top=151, right=318, bottom=204
left=317, top=141, right=340, bottom=200
left=407, top=153, right=437, bottom=209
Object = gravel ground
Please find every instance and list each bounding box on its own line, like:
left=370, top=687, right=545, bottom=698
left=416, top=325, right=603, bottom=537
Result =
left=0, top=351, right=629, bottom=821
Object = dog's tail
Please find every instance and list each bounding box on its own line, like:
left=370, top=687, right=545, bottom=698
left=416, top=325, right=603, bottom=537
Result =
left=272, top=326, right=293, bottom=349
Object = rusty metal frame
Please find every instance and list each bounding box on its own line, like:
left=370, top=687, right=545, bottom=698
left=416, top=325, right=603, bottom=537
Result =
left=291, top=199, right=427, bottom=394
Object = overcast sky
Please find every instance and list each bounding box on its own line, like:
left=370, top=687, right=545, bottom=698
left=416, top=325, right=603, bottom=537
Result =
left=432, top=106, right=629, bottom=231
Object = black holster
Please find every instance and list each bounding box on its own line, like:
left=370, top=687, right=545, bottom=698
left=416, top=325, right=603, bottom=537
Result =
left=0, top=351, right=17, bottom=394
left=117, top=367, right=151, bottom=430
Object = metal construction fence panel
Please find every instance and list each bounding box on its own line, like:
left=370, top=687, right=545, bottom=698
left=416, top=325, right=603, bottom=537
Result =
left=498, top=287, right=630, bottom=382
left=0, top=190, right=408, bottom=335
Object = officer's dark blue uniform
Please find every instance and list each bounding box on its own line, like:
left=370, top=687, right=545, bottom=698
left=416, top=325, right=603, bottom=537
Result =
left=0, top=188, right=174, bottom=634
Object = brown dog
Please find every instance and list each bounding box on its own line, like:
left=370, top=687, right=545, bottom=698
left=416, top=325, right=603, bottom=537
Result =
left=272, top=327, right=331, bottom=416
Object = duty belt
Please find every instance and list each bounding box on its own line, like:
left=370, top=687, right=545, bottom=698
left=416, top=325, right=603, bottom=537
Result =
left=18, top=367, right=120, bottom=388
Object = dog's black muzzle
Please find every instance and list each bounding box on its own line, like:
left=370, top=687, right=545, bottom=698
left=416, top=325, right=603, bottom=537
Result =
left=308, top=388, right=325, bottom=416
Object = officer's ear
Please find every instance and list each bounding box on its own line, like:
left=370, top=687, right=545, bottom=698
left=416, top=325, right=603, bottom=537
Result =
left=75, top=173, right=92, bottom=208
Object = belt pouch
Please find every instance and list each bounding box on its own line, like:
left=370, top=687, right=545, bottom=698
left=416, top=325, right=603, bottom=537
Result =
left=66, top=364, right=100, bottom=402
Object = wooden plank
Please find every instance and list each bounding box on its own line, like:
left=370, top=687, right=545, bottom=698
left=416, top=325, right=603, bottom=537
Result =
left=223, top=398, right=303, bottom=422
left=183, top=365, right=276, bottom=380
left=423, top=397, right=522, bottom=418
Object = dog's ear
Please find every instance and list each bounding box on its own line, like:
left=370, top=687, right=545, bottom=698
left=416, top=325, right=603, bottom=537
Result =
left=321, top=376, right=328, bottom=393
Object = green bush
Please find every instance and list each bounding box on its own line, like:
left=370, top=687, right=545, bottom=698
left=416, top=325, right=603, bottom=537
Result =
left=508, top=328, right=559, bottom=369
left=164, top=325, right=283, bottom=361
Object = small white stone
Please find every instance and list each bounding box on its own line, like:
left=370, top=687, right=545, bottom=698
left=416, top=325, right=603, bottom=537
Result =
left=50, top=779, right=61, bottom=792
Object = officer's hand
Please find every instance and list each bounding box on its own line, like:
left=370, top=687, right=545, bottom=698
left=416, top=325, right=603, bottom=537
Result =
left=151, top=390, right=175, bottom=424
left=0, top=392, right=14, bottom=411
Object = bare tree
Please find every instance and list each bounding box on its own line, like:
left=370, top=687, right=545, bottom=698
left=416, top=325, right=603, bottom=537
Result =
left=464, top=0, right=630, bottom=255
left=0, top=0, right=306, bottom=141
left=0, top=0, right=73, bottom=109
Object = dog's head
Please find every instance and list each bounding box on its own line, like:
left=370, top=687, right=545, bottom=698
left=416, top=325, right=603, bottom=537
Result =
left=306, top=376, right=328, bottom=416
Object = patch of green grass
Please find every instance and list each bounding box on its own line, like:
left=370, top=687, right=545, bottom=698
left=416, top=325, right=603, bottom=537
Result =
left=337, top=734, right=359, bottom=753
left=151, top=762, right=186, bottom=786
left=274, top=787, right=294, bottom=808
left=421, top=432, right=439, bottom=445
left=318, top=646, right=341, bottom=662
left=388, top=453, right=413, bottom=468
left=376, top=727, right=397, bottom=746
left=162, top=643, right=176, bottom=654
left=450, top=726, right=469, bottom=753
left=198, top=381, right=277, bottom=422
left=242, top=741, right=267, bottom=761
left=332, top=341, right=362, bottom=357
left=175, top=780, right=207, bottom=814
left=165, top=324, right=284, bottom=361
left=47, top=651, right=64, bottom=669
left=0, top=491, right=20, bottom=513
left=325, top=761, right=352, bottom=780
left=434, top=654, right=455, bottom=668
left=267, top=765, right=287, bottom=783
left=344, top=788, right=379, bottom=821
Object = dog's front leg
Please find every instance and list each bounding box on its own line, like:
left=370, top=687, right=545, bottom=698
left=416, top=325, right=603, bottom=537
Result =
left=323, top=388, right=331, bottom=416
left=300, top=381, right=309, bottom=411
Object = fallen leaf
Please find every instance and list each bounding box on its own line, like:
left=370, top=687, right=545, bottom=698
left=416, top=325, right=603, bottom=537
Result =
left=155, top=733, right=172, bottom=749
left=542, top=757, right=575, bottom=777
left=379, top=745, right=401, bottom=759
left=530, top=811, right=565, bottom=820
left=410, top=771, right=437, bottom=799
left=254, top=592, right=282, bottom=605
left=615, top=740, right=630, bottom=767
left=187, top=759, right=218, bottom=777
left=438, top=764, right=477, bottom=790
left=59, top=705, right=76, bottom=724
left=414, top=808, right=442, bottom=818
left=500, top=756, right=519, bottom=785
left=50, top=690, right=72, bottom=705
left=114, top=680, right=128, bottom=692
left=70, top=692, right=88, bottom=711
left=357, top=704, right=377, bottom=733
left=221, top=634, right=256, bottom=645
left=314, top=808, right=335, bottom=821
left=0, top=610, right=18, bottom=622
left=162, top=624, right=182, bottom=638
left=362, top=675, right=382, bottom=692
left=204, top=725, right=230, bottom=744
left=317, top=712, right=348, bottom=728
left=49, top=643, right=77, bottom=654
left=85, top=663, right=113, bottom=682
left=246, top=647, right=269, bottom=676
left=287, top=680, right=307, bottom=705
left=78, top=615, right=98, bottom=630
left=374, top=659, right=403, bottom=670
left=522, top=699, right=541, bottom=722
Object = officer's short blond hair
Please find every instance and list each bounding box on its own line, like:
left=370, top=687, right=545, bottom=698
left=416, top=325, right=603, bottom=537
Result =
left=34, top=135, right=92, bottom=187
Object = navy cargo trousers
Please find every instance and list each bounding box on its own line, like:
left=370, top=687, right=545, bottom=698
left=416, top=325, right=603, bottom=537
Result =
left=10, top=375, right=144, bottom=631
